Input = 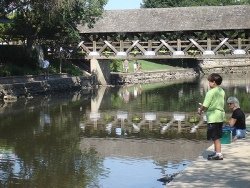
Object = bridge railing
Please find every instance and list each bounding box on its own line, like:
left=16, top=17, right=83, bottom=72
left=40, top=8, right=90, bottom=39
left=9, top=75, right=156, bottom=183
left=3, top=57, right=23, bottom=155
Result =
left=77, top=38, right=250, bottom=59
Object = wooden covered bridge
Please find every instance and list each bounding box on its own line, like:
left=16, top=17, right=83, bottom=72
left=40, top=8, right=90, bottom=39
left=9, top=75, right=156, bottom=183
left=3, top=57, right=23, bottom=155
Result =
left=77, top=5, right=250, bottom=60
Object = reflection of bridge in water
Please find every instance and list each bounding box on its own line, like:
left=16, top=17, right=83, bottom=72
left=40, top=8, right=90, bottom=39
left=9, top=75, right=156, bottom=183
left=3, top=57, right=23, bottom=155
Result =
left=200, top=73, right=250, bottom=93
left=82, top=110, right=207, bottom=136
left=85, top=75, right=250, bottom=137
left=88, top=84, right=205, bottom=135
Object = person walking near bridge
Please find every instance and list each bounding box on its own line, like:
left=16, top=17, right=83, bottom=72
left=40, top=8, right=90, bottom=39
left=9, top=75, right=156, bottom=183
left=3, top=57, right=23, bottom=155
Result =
left=133, top=60, right=137, bottom=72
left=123, top=59, right=129, bottom=73
left=40, top=60, right=50, bottom=79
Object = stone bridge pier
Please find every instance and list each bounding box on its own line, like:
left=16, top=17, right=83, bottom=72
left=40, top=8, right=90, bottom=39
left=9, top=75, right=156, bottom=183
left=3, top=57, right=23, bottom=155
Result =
left=90, top=58, right=111, bottom=85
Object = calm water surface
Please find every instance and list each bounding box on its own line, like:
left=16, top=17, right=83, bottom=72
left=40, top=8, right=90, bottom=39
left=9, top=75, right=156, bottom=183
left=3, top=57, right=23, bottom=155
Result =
left=0, top=73, right=249, bottom=188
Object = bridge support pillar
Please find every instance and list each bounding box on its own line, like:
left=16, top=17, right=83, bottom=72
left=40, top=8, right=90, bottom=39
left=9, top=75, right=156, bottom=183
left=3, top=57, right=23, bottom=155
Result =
left=90, top=58, right=110, bottom=85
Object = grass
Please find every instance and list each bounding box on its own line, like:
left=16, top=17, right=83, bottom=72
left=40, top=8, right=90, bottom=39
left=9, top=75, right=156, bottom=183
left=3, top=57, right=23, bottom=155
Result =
left=1, top=58, right=179, bottom=77
left=120, top=59, right=178, bottom=73
left=139, top=60, right=176, bottom=71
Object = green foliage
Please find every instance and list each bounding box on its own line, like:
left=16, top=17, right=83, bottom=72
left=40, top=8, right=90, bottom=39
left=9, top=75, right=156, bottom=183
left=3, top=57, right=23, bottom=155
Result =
left=112, top=59, right=177, bottom=73
left=0, top=23, right=8, bottom=41
left=141, top=0, right=250, bottom=8
left=1, top=0, right=107, bottom=52
left=110, top=59, right=122, bottom=72
left=103, top=113, right=115, bottom=122
left=0, top=1, right=19, bottom=16
left=0, top=63, right=40, bottom=77
left=0, top=45, right=39, bottom=77
left=0, top=60, right=84, bottom=77
left=132, top=114, right=142, bottom=123
left=0, top=65, right=11, bottom=76
left=0, top=0, right=107, bottom=76
left=138, top=60, right=177, bottom=71
left=45, top=59, right=84, bottom=76
left=61, top=62, right=84, bottom=76
left=159, top=117, right=168, bottom=123
left=188, top=115, right=200, bottom=123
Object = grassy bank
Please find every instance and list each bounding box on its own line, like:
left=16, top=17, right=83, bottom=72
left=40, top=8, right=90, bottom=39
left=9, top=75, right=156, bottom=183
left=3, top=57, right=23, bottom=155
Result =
left=0, top=56, right=179, bottom=77
left=114, top=59, right=179, bottom=73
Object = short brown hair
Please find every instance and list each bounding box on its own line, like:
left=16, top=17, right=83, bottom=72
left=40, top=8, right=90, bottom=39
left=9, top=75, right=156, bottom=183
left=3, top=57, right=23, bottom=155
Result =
left=207, top=73, right=222, bottom=85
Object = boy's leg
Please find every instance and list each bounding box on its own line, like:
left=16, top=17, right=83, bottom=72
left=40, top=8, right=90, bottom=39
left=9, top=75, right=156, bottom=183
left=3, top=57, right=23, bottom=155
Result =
left=207, top=123, right=223, bottom=160
left=208, top=139, right=223, bottom=160
left=207, top=124, right=216, bottom=156
left=214, top=139, right=221, bottom=153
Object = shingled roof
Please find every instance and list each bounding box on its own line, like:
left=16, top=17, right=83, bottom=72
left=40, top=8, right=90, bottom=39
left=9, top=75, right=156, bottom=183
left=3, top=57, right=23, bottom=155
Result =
left=77, top=5, right=250, bottom=33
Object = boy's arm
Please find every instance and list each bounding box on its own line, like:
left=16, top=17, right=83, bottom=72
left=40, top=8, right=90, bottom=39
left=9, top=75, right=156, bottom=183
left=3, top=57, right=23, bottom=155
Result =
left=197, top=103, right=207, bottom=115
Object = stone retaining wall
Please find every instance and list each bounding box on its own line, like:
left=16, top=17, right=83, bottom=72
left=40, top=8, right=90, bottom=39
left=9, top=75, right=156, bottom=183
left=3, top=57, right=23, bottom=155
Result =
left=0, top=75, right=93, bottom=98
left=111, top=68, right=199, bottom=85
left=199, top=58, right=250, bottom=74
left=1, top=58, right=250, bottom=98
left=110, top=58, right=250, bottom=85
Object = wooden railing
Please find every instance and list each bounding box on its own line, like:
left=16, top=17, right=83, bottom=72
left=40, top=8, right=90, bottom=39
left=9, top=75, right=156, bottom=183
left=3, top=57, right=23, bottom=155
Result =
left=77, top=38, right=250, bottom=59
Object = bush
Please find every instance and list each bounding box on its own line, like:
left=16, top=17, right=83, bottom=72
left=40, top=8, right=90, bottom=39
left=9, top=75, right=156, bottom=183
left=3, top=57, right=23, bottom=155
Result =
left=110, top=59, right=122, bottom=72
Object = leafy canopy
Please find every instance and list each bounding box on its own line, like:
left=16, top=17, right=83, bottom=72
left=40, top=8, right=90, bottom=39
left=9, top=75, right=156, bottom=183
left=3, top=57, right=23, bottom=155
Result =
left=1, top=0, right=107, bottom=47
left=141, top=0, right=250, bottom=8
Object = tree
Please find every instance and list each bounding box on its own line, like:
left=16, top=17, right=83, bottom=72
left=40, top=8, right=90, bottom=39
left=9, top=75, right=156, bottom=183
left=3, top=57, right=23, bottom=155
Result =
left=2, top=0, right=107, bottom=51
left=0, top=1, right=22, bottom=17
left=141, top=0, right=250, bottom=8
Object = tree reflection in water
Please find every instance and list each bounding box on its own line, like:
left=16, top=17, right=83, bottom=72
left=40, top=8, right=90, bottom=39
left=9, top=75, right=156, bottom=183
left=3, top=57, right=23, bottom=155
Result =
left=0, top=73, right=250, bottom=187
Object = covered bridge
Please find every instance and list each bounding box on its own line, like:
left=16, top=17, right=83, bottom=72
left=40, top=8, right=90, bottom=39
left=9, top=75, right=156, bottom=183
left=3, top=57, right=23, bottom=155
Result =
left=77, top=5, right=250, bottom=59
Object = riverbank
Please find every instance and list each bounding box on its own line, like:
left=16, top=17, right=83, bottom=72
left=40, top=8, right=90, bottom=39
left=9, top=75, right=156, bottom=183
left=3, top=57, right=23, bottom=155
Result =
left=1, top=60, right=250, bottom=99
left=0, top=74, right=93, bottom=99
left=110, top=58, right=250, bottom=85
left=110, top=68, right=199, bottom=85
left=167, top=138, right=250, bottom=187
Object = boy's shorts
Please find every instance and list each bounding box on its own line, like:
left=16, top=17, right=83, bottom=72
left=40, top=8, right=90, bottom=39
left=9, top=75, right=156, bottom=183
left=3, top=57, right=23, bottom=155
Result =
left=207, top=123, right=223, bottom=141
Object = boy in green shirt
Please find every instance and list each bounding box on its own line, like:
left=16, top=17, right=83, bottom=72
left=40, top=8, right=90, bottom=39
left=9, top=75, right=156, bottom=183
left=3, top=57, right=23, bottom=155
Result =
left=198, top=73, right=225, bottom=160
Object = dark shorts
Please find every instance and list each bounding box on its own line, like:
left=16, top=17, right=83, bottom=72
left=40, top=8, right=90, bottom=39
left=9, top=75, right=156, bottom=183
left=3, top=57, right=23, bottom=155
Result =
left=207, top=123, right=223, bottom=141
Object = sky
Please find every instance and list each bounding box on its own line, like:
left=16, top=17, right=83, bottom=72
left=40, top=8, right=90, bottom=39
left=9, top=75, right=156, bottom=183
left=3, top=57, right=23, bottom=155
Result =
left=105, top=0, right=143, bottom=10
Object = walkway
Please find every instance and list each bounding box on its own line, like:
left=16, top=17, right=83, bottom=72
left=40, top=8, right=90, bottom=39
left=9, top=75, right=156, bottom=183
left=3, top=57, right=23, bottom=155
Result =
left=167, top=138, right=250, bottom=188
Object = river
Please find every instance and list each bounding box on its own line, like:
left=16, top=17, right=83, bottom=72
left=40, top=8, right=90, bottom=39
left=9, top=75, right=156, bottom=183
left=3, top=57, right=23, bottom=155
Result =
left=0, top=73, right=249, bottom=188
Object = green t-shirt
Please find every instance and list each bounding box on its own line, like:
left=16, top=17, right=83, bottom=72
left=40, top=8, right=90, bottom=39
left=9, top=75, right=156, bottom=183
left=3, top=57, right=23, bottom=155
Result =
left=203, top=86, right=225, bottom=123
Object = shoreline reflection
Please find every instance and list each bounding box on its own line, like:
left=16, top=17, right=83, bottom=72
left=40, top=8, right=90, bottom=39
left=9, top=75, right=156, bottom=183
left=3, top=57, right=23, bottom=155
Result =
left=0, top=74, right=250, bottom=188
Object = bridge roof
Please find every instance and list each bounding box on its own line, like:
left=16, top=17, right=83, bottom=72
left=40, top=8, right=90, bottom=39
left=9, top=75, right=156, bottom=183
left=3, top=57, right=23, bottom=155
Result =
left=78, top=5, right=250, bottom=34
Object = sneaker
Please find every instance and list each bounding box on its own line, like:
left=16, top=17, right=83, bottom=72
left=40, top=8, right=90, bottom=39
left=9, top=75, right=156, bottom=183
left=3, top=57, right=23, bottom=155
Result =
left=207, top=152, right=216, bottom=158
left=207, top=155, right=223, bottom=160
